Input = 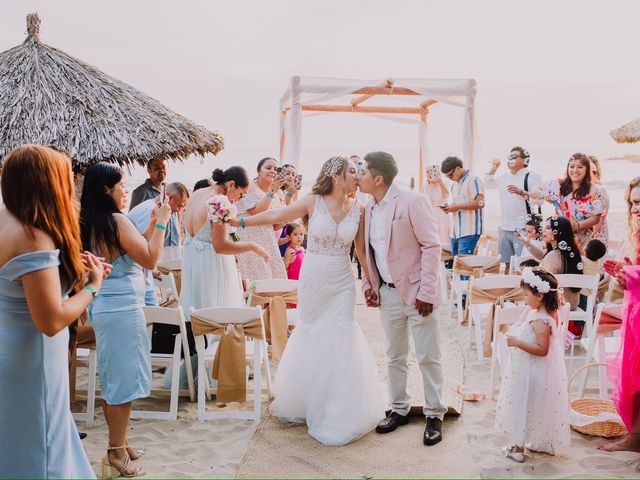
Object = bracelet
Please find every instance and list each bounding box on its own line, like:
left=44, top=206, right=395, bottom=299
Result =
left=83, top=285, right=98, bottom=298
left=240, top=218, right=246, bottom=229
left=286, top=191, right=294, bottom=198
left=265, top=192, right=275, bottom=199
left=155, top=223, right=167, bottom=231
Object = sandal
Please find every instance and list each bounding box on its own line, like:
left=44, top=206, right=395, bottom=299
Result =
left=502, top=445, right=525, bottom=463
left=101, top=445, right=146, bottom=479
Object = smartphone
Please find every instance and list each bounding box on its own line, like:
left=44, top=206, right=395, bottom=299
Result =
left=160, top=183, right=166, bottom=199
left=295, top=174, right=302, bottom=191
left=276, top=167, right=286, bottom=181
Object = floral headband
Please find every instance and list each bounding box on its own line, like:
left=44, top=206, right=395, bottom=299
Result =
left=521, top=267, right=558, bottom=294
left=323, top=156, right=346, bottom=177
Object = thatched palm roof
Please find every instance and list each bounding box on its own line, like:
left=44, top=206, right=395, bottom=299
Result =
left=0, top=13, right=224, bottom=170
left=610, top=117, right=640, bottom=144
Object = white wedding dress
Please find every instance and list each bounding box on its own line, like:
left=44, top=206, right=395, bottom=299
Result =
left=270, top=195, right=387, bottom=446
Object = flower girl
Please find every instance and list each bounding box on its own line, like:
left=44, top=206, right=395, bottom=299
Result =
left=496, top=267, right=570, bottom=462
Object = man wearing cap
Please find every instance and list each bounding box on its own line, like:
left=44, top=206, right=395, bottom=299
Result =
left=484, top=146, right=543, bottom=271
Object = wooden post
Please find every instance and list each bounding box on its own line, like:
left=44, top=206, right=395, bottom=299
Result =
left=279, top=110, right=287, bottom=161
left=418, top=109, right=429, bottom=192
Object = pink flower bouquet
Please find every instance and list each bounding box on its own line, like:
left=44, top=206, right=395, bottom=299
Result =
left=207, top=195, right=237, bottom=223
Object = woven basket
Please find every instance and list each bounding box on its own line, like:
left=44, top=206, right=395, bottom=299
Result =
left=568, top=363, right=627, bottom=438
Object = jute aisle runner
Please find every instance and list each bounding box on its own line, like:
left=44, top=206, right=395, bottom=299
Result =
left=237, top=285, right=472, bottom=479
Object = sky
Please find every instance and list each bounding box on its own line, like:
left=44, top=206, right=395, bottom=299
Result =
left=2, top=0, right=640, bottom=164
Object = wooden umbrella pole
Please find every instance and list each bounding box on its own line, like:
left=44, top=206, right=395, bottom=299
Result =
left=300, top=104, right=422, bottom=115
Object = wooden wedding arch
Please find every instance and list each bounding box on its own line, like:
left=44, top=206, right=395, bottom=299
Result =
left=279, top=76, right=477, bottom=190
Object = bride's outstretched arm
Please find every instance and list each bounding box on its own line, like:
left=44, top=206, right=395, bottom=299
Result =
left=211, top=221, right=268, bottom=260
left=230, top=195, right=314, bottom=228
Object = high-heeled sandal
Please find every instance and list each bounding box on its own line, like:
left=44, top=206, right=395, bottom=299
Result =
left=127, top=444, right=145, bottom=461
left=101, top=445, right=146, bottom=479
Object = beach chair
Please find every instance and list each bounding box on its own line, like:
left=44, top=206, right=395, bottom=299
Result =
left=72, top=346, right=97, bottom=424
left=508, top=254, right=535, bottom=275
left=489, top=304, right=528, bottom=399
left=191, top=306, right=270, bottom=422
left=448, top=254, right=501, bottom=324
left=153, top=271, right=179, bottom=307
left=131, top=306, right=195, bottom=420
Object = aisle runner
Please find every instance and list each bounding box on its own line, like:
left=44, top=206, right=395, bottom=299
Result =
left=237, top=287, right=467, bottom=479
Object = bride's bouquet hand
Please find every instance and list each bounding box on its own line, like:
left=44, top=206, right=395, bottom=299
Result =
left=226, top=218, right=241, bottom=228
left=208, top=195, right=237, bottom=223
left=252, top=243, right=269, bottom=263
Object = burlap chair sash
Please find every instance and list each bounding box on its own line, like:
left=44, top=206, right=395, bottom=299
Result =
left=248, top=290, right=298, bottom=363
left=157, top=266, right=181, bottom=295
left=441, top=248, right=453, bottom=262
left=467, top=286, right=524, bottom=358
left=453, top=256, right=500, bottom=278
left=191, top=315, right=264, bottom=403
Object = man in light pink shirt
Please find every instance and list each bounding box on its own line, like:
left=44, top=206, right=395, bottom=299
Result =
left=355, top=151, right=447, bottom=446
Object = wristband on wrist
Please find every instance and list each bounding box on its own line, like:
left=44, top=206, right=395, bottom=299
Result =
left=286, top=191, right=294, bottom=198
left=83, top=285, right=97, bottom=298
left=265, top=192, right=275, bottom=199
left=155, top=223, right=167, bottom=231
left=240, top=218, right=246, bottom=229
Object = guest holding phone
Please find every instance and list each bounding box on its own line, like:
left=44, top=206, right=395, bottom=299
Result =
left=235, top=157, right=287, bottom=280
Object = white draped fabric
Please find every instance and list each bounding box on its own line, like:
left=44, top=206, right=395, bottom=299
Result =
left=279, top=76, right=477, bottom=183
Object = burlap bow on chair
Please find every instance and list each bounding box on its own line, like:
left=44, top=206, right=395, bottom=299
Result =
left=467, top=285, right=524, bottom=357
left=190, top=314, right=264, bottom=403
left=453, top=255, right=501, bottom=278
left=248, top=290, right=298, bottom=363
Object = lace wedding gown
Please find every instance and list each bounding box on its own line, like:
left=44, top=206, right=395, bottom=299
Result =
left=270, top=195, right=387, bottom=446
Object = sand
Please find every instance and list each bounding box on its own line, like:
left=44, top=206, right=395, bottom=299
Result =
left=72, top=277, right=640, bottom=478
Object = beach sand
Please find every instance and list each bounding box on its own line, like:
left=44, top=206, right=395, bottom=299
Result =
left=73, top=277, right=640, bottom=478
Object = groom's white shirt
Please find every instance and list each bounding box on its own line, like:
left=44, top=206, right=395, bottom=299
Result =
left=369, top=188, right=393, bottom=284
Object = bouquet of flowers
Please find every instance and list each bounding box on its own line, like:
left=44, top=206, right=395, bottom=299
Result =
left=207, top=195, right=237, bottom=223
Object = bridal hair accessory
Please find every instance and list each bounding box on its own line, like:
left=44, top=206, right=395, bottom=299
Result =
left=323, top=156, right=346, bottom=177
left=207, top=195, right=237, bottom=223
left=521, top=267, right=557, bottom=294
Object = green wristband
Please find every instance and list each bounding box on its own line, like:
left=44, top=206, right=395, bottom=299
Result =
left=83, top=285, right=97, bottom=298
left=240, top=218, right=246, bottom=229
left=286, top=191, right=294, bottom=198
left=155, top=223, right=167, bottom=231
left=265, top=192, right=275, bottom=199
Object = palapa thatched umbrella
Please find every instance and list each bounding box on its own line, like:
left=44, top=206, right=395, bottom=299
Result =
left=610, top=117, right=640, bottom=144
left=0, top=13, right=224, bottom=170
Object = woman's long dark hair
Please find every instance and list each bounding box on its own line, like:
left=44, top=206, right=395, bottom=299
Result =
left=545, top=216, right=583, bottom=291
left=80, top=162, right=124, bottom=259
left=559, top=152, right=593, bottom=198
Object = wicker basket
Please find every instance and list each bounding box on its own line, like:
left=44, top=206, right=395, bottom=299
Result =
left=568, top=363, right=627, bottom=438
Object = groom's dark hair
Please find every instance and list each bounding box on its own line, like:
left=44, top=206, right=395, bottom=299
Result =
left=364, top=151, right=398, bottom=186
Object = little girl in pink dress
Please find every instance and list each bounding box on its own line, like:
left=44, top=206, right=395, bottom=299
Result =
left=284, top=222, right=305, bottom=281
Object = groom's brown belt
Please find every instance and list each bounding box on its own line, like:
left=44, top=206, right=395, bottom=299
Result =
left=381, top=279, right=396, bottom=288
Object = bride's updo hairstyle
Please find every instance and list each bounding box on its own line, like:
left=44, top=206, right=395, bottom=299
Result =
left=311, top=156, right=348, bottom=195
left=211, top=166, right=250, bottom=188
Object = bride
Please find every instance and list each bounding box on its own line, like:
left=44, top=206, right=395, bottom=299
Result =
left=229, top=156, right=387, bottom=446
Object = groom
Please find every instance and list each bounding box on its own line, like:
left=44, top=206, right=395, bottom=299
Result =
left=356, top=151, right=447, bottom=446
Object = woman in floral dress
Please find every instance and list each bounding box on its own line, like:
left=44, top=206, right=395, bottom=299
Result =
left=518, top=152, right=607, bottom=249
left=235, top=157, right=287, bottom=281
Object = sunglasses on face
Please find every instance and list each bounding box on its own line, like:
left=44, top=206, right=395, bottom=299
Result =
left=508, top=152, right=521, bottom=161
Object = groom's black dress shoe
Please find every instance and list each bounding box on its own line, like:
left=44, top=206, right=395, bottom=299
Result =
left=376, top=412, right=409, bottom=434
left=423, top=417, right=443, bottom=446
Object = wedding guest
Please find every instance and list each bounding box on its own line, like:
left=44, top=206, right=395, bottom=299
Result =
left=235, top=157, right=287, bottom=280
left=581, top=239, right=607, bottom=298
left=601, top=176, right=640, bottom=453
left=524, top=216, right=584, bottom=310
left=193, top=178, right=211, bottom=191
left=590, top=155, right=610, bottom=243
left=283, top=222, right=306, bottom=281
left=81, top=162, right=172, bottom=478
left=519, top=215, right=544, bottom=258
left=485, top=147, right=543, bottom=270
left=440, top=156, right=485, bottom=257
left=423, top=165, right=451, bottom=249
left=496, top=268, right=570, bottom=462
left=128, top=182, right=189, bottom=306
left=278, top=165, right=301, bottom=256
left=515, top=152, right=607, bottom=249
left=129, top=158, right=167, bottom=209
left=0, top=145, right=106, bottom=478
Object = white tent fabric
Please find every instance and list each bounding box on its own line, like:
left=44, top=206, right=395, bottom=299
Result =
left=279, top=76, right=477, bottom=180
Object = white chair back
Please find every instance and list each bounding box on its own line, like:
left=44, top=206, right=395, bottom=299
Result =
left=490, top=304, right=528, bottom=399
left=509, top=255, right=535, bottom=275
left=469, top=274, right=522, bottom=291
left=153, top=271, right=179, bottom=305
left=251, top=278, right=298, bottom=294
left=157, top=258, right=182, bottom=272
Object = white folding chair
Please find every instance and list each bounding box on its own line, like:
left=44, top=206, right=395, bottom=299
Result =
left=130, top=306, right=195, bottom=420
left=249, top=278, right=298, bottom=327
left=468, top=274, right=523, bottom=360
left=508, top=254, right=535, bottom=275
left=157, top=258, right=181, bottom=272
left=72, top=347, right=97, bottom=424
left=489, top=304, right=528, bottom=399
left=577, top=303, right=621, bottom=399
left=449, top=255, right=501, bottom=324
left=191, top=306, right=270, bottom=422
left=153, top=271, right=180, bottom=306
left=556, top=274, right=599, bottom=371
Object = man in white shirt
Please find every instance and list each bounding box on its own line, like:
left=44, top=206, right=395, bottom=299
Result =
left=484, top=146, right=542, bottom=270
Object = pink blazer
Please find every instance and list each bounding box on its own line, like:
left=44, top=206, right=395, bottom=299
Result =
left=362, top=184, right=442, bottom=308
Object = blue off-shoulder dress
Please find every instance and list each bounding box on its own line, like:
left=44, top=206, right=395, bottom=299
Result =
left=0, top=250, right=95, bottom=479
left=88, top=254, right=151, bottom=405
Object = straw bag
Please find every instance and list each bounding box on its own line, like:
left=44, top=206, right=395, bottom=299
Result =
left=568, top=363, right=627, bottom=438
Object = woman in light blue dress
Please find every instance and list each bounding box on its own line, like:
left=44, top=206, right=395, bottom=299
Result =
left=81, top=162, right=172, bottom=478
left=0, top=145, right=106, bottom=478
